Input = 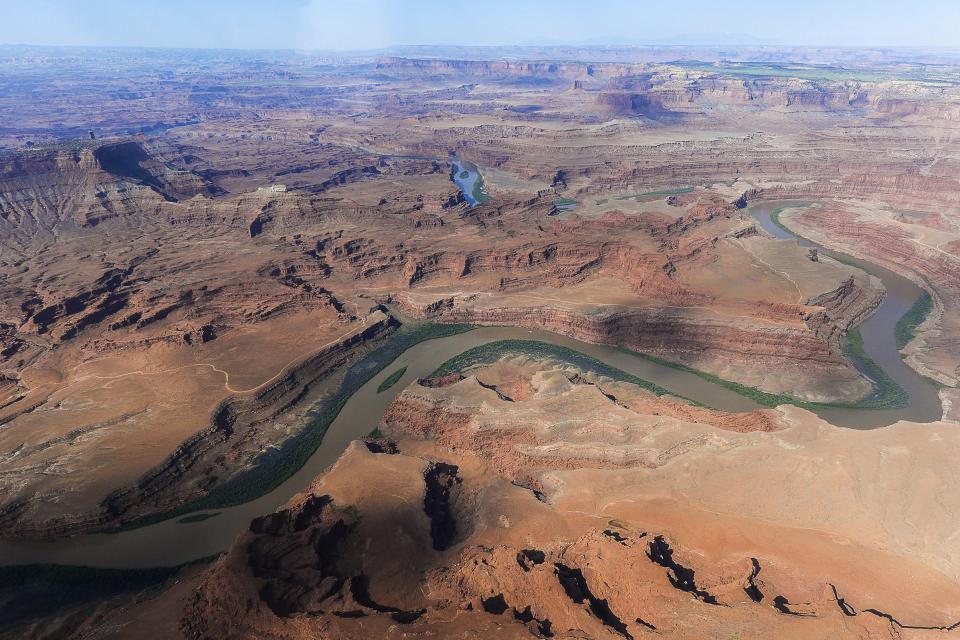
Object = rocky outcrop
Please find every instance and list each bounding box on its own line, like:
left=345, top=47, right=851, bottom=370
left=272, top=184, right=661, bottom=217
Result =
left=0, top=145, right=167, bottom=249
left=805, top=275, right=883, bottom=348
left=597, top=92, right=670, bottom=117
left=380, top=358, right=778, bottom=492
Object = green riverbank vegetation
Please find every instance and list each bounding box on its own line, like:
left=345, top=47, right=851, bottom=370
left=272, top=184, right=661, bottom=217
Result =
left=377, top=366, right=408, bottom=393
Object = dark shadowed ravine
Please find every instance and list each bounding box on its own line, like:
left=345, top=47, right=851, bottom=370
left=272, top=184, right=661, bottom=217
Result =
left=0, top=202, right=942, bottom=569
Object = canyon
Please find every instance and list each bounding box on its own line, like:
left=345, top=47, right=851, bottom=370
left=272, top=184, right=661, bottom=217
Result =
left=0, top=44, right=958, bottom=639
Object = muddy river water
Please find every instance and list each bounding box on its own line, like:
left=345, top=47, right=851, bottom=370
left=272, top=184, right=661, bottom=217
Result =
left=0, top=202, right=942, bottom=568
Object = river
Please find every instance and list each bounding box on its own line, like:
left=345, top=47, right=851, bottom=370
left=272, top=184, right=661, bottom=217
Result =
left=0, top=201, right=941, bottom=569
left=451, top=159, right=482, bottom=205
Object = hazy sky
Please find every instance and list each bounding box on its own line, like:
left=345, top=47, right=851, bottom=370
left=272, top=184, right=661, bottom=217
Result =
left=2, top=0, right=959, bottom=51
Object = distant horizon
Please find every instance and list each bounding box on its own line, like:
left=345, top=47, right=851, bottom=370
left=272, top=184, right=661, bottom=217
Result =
left=3, top=0, right=960, bottom=52
left=3, top=42, right=960, bottom=59
left=4, top=42, right=960, bottom=50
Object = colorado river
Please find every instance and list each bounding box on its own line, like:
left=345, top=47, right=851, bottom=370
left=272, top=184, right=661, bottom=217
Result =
left=451, top=159, right=484, bottom=205
left=0, top=201, right=941, bottom=569
left=751, top=201, right=942, bottom=427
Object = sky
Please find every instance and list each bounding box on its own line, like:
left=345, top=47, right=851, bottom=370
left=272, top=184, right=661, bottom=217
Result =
left=1, top=0, right=960, bottom=51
